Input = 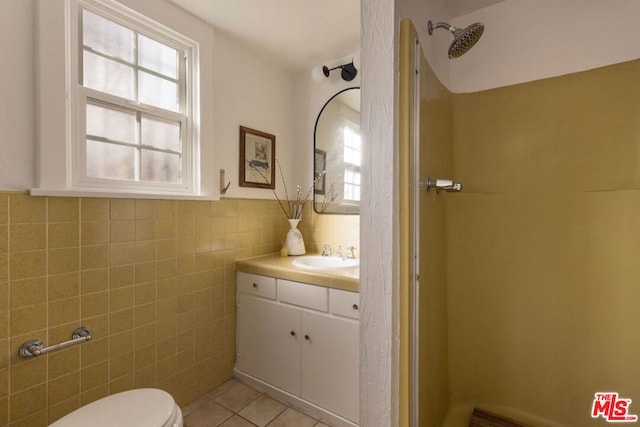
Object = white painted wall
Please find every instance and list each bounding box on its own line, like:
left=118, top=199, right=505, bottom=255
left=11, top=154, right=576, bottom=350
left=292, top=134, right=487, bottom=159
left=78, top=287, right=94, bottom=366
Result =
left=396, top=0, right=451, bottom=89
left=212, top=30, right=295, bottom=200
left=449, top=0, right=640, bottom=92
left=0, top=0, right=297, bottom=198
left=400, top=0, right=640, bottom=94
left=0, top=0, right=35, bottom=190
left=360, top=0, right=396, bottom=425
left=292, top=55, right=360, bottom=193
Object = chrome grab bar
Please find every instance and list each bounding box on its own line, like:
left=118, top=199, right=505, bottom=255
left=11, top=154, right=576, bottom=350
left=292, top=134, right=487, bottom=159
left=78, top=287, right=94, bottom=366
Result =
left=19, top=326, right=92, bottom=359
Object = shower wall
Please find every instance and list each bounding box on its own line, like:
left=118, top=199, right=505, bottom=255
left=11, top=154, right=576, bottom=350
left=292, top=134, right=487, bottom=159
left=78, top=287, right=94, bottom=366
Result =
left=446, top=58, right=640, bottom=425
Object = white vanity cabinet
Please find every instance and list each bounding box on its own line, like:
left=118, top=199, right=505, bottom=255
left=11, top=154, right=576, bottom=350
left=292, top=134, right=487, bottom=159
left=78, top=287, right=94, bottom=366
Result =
left=236, top=272, right=360, bottom=425
left=299, top=309, right=359, bottom=422
left=237, top=295, right=301, bottom=394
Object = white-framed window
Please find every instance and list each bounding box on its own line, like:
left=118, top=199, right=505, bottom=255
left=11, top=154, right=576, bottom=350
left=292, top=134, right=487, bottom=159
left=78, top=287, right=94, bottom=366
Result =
left=343, top=121, right=361, bottom=202
left=77, top=4, right=194, bottom=191
left=33, top=0, right=214, bottom=199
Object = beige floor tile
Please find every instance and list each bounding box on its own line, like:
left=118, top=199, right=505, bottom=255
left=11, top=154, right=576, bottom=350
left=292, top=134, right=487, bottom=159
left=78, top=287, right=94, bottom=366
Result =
left=214, top=383, right=261, bottom=412
left=267, top=408, right=317, bottom=427
left=182, top=379, right=329, bottom=427
left=182, top=395, right=212, bottom=417
left=206, top=378, right=240, bottom=399
left=184, top=399, right=233, bottom=427
left=238, top=395, right=286, bottom=426
left=219, top=414, right=257, bottom=426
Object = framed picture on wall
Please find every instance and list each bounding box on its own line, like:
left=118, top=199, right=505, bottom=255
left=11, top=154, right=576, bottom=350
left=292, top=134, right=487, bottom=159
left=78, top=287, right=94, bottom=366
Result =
left=239, top=126, right=276, bottom=189
left=314, top=149, right=326, bottom=194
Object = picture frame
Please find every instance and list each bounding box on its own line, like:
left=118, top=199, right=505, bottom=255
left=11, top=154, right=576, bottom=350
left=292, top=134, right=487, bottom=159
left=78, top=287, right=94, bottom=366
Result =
left=239, top=126, right=276, bottom=189
left=314, top=149, right=326, bottom=194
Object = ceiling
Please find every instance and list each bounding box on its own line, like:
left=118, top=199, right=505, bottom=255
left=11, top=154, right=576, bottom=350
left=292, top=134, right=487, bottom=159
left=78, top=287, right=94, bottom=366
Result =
left=167, top=0, right=360, bottom=72
left=167, top=0, right=504, bottom=72
left=445, top=0, right=505, bottom=18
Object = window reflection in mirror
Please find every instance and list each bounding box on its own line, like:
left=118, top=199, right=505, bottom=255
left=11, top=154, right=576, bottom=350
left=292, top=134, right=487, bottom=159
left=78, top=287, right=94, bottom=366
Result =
left=313, top=87, right=361, bottom=214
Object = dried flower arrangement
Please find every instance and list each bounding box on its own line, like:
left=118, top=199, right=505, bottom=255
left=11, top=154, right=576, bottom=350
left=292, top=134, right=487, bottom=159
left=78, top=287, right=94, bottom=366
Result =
left=249, top=160, right=325, bottom=220
left=318, top=180, right=340, bottom=213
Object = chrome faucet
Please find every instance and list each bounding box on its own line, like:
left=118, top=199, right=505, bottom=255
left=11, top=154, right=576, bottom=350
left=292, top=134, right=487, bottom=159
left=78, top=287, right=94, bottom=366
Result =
left=321, top=244, right=332, bottom=256
left=335, top=245, right=343, bottom=258
left=346, top=246, right=357, bottom=259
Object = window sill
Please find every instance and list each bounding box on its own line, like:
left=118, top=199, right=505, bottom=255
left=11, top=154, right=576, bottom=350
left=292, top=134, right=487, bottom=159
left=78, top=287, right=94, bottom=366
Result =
left=29, top=187, right=219, bottom=201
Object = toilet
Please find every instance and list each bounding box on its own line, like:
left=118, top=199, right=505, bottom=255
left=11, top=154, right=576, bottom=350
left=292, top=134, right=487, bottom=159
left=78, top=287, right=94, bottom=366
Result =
left=49, top=388, right=183, bottom=427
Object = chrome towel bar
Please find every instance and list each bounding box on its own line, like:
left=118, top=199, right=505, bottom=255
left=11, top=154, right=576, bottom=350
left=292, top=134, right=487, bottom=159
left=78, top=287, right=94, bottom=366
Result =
left=19, top=326, right=92, bottom=359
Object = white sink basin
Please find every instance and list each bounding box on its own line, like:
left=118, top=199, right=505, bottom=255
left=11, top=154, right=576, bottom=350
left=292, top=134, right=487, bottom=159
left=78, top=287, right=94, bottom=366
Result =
left=292, top=255, right=359, bottom=270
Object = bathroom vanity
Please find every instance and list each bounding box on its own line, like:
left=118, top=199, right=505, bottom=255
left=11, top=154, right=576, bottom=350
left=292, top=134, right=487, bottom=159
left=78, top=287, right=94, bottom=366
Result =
left=234, top=255, right=359, bottom=427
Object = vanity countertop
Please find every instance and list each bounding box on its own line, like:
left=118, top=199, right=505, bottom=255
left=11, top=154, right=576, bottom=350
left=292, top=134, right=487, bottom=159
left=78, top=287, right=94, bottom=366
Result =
left=235, top=254, right=359, bottom=292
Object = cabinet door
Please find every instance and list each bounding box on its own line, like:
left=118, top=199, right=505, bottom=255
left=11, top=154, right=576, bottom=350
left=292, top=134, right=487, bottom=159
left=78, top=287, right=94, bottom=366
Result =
left=237, top=294, right=301, bottom=395
left=300, top=311, right=359, bottom=423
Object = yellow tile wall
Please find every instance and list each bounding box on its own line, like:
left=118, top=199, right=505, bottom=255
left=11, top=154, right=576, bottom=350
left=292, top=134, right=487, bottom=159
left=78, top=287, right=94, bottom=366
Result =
left=301, top=209, right=360, bottom=257
left=0, top=193, right=294, bottom=426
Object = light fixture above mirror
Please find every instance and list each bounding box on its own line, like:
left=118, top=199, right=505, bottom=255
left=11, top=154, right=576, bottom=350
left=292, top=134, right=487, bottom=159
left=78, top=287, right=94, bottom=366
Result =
left=316, top=62, right=358, bottom=81
left=312, top=54, right=360, bottom=82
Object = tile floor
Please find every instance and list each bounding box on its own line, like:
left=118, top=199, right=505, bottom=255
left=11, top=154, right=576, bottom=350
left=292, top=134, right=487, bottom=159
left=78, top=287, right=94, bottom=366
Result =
left=182, top=378, right=333, bottom=427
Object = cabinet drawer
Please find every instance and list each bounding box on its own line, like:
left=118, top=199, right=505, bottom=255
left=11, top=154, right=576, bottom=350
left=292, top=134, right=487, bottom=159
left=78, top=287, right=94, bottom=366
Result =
left=329, top=289, right=360, bottom=320
left=278, top=279, right=328, bottom=312
left=237, top=272, right=276, bottom=299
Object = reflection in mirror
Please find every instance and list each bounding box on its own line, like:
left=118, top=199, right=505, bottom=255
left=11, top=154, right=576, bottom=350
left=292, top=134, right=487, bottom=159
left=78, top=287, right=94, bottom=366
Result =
left=313, top=87, right=361, bottom=214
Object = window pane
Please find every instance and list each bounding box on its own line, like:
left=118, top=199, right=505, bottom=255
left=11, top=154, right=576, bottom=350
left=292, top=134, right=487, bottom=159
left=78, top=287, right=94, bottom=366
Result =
left=141, top=150, right=181, bottom=183
left=86, top=140, right=136, bottom=180
left=344, top=146, right=360, bottom=166
left=343, top=126, right=362, bottom=166
left=141, top=117, right=181, bottom=151
left=86, top=104, right=136, bottom=143
left=138, top=34, right=178, bottom=79
left=84, top=51, right=134, bottom=99
left=77, top=5, right=194, bottom=190
left=83, top=9, right=134, bottom=63
left=344, top=168, right=360, bottom=202
left=344, top=183, right=360, bottom=202
left=139, top=71, right=178, bottom=111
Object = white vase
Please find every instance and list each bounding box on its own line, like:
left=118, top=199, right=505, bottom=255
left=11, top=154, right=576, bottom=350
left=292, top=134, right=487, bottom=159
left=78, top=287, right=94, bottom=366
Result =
left=285, top=219, right=306, bottom=256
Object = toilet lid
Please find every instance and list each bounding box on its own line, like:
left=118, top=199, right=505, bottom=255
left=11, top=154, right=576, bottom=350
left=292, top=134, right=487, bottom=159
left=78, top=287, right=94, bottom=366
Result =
left=49, top=388, right=178, bottom=427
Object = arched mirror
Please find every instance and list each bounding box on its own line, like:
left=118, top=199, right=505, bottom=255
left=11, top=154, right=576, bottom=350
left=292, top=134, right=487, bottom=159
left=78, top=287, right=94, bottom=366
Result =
left=313, top=87, right=361, bottom=214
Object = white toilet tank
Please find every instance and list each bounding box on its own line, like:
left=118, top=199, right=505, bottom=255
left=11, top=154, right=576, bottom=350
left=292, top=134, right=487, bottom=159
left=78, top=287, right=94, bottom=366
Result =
left=49, top=388, right=183, bottom=427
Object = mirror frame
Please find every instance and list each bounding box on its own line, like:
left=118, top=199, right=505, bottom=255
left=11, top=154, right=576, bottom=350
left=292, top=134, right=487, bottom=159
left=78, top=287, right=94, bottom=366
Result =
left=313, top=86, right=361, bottom=215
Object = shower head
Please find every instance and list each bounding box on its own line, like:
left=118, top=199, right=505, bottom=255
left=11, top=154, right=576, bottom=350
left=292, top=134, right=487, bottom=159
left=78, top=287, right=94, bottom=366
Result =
left=427, top=20, right=484, bottom=59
